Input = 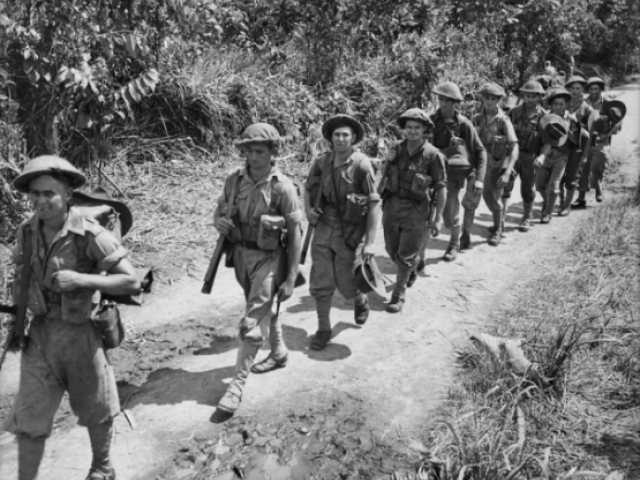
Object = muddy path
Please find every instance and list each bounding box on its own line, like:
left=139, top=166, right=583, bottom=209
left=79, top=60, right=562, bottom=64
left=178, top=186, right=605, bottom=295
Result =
left=1, top=84, right=638, bottom=480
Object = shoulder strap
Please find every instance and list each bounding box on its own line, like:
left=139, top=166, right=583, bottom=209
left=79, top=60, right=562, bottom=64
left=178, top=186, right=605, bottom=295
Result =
left=226, top=170, right=242, bottom=217
left=14, top=227, right=32, bottom=347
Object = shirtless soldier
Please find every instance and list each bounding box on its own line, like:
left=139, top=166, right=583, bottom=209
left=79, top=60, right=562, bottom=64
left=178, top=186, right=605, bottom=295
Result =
left=305, top=115, right=381, bottom=350
left=7, top=155, right=140, bottom=480
left=214, top=123, right=302, bottom=413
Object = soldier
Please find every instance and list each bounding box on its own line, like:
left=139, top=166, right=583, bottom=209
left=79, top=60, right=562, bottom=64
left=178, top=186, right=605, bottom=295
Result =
left=573, top=77, right=622, bottom=207
left=379, top=108, right=446, bottom=313
left=504, top=80, right=547, bottom=231
left=7, top=155, right=140, bottom=480
left=473, top=83, right=519, bottom=245
left=213, top=123, right=302, bottom=413
left=534, top=88, right=582, bottom=223
left=559, top=76, right=593, bottom=215
left=304, top=115, right=380, bottom=350
left=429, top=82, right=487, bottom=261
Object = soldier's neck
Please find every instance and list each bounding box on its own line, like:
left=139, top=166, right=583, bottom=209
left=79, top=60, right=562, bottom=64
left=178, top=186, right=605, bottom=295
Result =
left=440, top=108, right=455, bottom=121
left=525, top=102, right=538, bottom=113
left=333, top=148, right=353, bottom=164
left=407, top=139, right=423, bottom=153
left=248, top=164, right=272, bottom=183
left=484, top=106, right=499, bottom=116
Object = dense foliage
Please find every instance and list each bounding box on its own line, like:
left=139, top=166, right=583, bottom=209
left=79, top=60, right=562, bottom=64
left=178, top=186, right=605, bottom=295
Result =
left=0, top=0, right=638, bottom=166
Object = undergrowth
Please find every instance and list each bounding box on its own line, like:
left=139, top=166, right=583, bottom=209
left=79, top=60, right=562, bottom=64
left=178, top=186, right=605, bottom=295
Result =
left=421, top=192, right=640, bottom=479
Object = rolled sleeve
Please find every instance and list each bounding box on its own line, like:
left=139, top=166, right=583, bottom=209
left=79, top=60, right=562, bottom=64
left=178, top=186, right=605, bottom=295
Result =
left=431, top=153, right=448, bottom=190
left=278, top=182, right=303, bottom=224
left=304, top=158, right=322, bottom=191
left=87, top=230, right=128, bottom=272
left=505, top=118, right=518, bottom=145
left=359, top=162, right=380, bottom=203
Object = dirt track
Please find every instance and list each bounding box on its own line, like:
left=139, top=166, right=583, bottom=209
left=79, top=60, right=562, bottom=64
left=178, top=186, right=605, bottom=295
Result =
left=0, top=83, right=638, bottom=479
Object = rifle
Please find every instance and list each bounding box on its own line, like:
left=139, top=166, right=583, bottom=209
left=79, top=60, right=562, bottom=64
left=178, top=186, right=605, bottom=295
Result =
left=418, top=191, right=438, bottom=265
left=202, top=177, right=238, bottom=294
left=300, top=155, right=330, bottom=265
left=0, top=229, right=31, bottom=370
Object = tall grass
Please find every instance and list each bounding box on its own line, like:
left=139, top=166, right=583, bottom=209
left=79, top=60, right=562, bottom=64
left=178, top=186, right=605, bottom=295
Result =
left=421, top=193, right=640, bottom=479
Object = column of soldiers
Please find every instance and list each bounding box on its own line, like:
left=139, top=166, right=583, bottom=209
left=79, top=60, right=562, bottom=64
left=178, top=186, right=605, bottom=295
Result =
left=6, top=73, right=625, bottom=479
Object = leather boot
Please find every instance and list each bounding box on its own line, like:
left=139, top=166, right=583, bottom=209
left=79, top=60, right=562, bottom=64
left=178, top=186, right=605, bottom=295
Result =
left=87, top=420, right=116, bottom=480
left=572, top=192, right=587, bottom=209
left=314, top=295, right=332, bottom=333
left=443, top=244, right=459, bottom=261
left=559, top=189, right=575, bottom=216
left=218, top=341, right=260, bottom=413
left=18, top=436, right=45, bottom=480
left=541, top=192, right=558, bottom=224
left=487, top=210, right=503, bottom=246
left=385, top=290, right=405, bottom=313
left=519, top=201, right=534, bottom=232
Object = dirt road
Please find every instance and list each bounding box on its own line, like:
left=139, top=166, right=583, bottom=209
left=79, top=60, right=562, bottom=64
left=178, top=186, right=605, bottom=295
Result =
left=1, top=83, right=638, bottom=479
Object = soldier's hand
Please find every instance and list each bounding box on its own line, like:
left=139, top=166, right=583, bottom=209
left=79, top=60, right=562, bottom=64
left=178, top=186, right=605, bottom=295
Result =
left=361, top=243, right=375, bottom=260
left=497, top=172, right=511, bottom=188
left=214, top=216, right=235, bottom=236
left=306, top=207, right=322, bottom=226
left=51, top=270, right=85, bottom=292
left=473, top=180, right=484, bottom=192
left=533, top=155, right=544, bottom=168
left=450, top=136, right=465, bottom=147
left=429, top=219, right=443, bottom=237
left=277, top=278, right=295, bottom=302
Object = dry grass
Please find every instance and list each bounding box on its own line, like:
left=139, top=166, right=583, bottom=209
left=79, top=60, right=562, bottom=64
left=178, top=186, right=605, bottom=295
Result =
left=417, top=192, right=640, bottom=479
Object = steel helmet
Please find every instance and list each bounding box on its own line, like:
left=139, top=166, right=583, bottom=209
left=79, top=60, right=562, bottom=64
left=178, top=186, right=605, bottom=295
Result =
left=477, top=83, right=506, bottom=98
left=14, top=155, right=86, bottom=193
left=519, top=80, right=546, bottom=95
left=236, top=123, right=286, bottom=146
left=432, top=82, right=464, bottom=102
left=397, top=108, right=434, bottom=129
left=564, top=75, right=588, bottom=89
left=586, top=76, right=606, bottom=90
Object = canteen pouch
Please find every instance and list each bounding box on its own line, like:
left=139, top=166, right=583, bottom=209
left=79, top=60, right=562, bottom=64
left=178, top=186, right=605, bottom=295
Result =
left=491, top=135, right=507, bottom=160
left=257, top=215, right=285, bottom=250
left=443, top=144, right=473, bottom=182
left=344, top=193, right=369, bottom=225
left=93, top=300, right=125, bottom=349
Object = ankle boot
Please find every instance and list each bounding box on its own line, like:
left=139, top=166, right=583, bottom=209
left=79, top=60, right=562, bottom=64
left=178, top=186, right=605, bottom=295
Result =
left=87, top=420, right=116, bottom=480
left=488, top=210, right=503, bottom=246
left=519, top=201, right=534, bottom=231
left=559, top=189, right=575, bottom=216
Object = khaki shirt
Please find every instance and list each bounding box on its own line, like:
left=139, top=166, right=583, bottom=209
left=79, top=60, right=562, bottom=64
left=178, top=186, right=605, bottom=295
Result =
left=304, top=150, right=380, bottom=210
left=13, top=207, right=127, bottom=322
left=473, top=109, right=518, bottom=168
left=430, top=110, right=487, bottom=183
left=567, top=98, right=593, bottom=127
left=217, top=166, right=302, bottom=243
left=508, top=103, right=547, bottom=154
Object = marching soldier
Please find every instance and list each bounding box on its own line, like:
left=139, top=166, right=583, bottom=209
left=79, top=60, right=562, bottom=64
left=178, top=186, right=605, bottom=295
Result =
left=429, top=82, right=487, bottom=261
left=560, top=75, right=593, bottom=215
left=534, top=88, right=583, bottom=223
left=379, top=108, right=446, bottom=313
left=7, top=156, right=140, bottom=480
left=213, top=123, right=302, bottom=413
left=573, top=77, right=622, bottom=207
left=304, top=115, right=381, bottom=350
left=504, top=80, right=547, bottom=231
left=472, top=83, right=519, bottom=245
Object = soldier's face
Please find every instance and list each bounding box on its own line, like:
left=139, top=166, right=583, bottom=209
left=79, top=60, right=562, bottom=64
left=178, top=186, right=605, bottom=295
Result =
left=242, top=143, right=273, bottom=170
left=437, top=95, right=456, bottom=114
left=523, top=93, right=541, bottom=107
left=588, top=85, right=601, bottom=97
left=404, top=120, right=426, bottom=141
left=551, top=98, right=566, bottom=116
left=481, top=94, right=500, bottom=110
left=332, top=126, right=355, bottom=152
left=29, top=175, right=72, bottom=222
left=568, top=83, right=584, bottom=99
